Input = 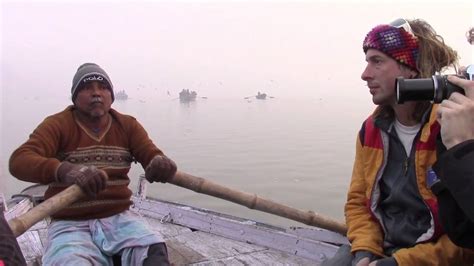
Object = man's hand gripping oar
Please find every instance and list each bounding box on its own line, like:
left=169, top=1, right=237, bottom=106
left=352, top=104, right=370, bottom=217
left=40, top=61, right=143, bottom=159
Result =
left=8, top=163, right=108, bottom=237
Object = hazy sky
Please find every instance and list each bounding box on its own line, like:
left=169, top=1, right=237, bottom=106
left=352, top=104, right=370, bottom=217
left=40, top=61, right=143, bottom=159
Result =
left=0, top=0, right=473, bottom=213
left=1, top=0, right=473, bottom=102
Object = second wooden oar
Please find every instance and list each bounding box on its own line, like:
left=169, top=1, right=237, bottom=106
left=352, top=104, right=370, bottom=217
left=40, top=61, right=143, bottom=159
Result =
left=8, top=184, right=84, bottom=237
left=168, top=171, right=348, bottom=236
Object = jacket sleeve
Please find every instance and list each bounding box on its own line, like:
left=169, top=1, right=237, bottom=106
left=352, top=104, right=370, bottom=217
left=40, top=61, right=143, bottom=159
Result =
left=9, top=116, right=62, bottom=184
left=436, top=189, right=474, bottom=248
left=434, top=140, right=474, bottom=221
left=433, top=139, right=474, bottom=248
left=345, top=131, right=384, bottom=257
left=126, top=117, right=164, bottom=169
left=392, top=234, right=474, bottom=265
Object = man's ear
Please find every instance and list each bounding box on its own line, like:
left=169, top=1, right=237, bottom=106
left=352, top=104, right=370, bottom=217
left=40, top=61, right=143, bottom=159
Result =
left=400, top=64, right=418, bottom=78
left=409, top=71, right=418, bottom=78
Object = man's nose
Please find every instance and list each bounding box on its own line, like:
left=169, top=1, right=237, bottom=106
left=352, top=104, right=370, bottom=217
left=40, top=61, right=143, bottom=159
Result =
left=91, top=84, right=102, bottom=94
left=361, top=65, right=373, bottom=81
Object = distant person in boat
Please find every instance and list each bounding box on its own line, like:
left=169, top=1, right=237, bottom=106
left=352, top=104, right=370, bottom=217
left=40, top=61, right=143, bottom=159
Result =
left=432, top=73, right=474, bottom=248
left=9, top=62, right=177, bottom=265
left=466, top=27, right=473, bottom=45
left=323, top=19, right=474, bottom=266
left=0, top=212, right=26, bottom=266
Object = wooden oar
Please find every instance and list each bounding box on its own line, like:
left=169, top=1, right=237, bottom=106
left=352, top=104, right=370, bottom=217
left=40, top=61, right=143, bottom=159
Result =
left=8, top=171, right=348, bottom=237
left=8, top=184, right=84, bottom=237
left=168, top=171, right=348, bottom=236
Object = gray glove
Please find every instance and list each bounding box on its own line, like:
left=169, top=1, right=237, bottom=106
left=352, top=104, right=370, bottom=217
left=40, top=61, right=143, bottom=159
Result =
left=145, top=155, right=177, bottom=183
left=352, top=251, right=379, bottom=266
left=56, top=162, right=107, bottom=197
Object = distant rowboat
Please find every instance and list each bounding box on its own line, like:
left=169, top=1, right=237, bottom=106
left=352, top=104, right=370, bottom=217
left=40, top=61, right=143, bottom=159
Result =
left=244, top=92, right=274, bottom=100
left=115, top=90, right=128, bottom=100
left=179, top=89, right=197, bottom=102
left=467, top=27, right=473, bottom=45
left=256, top=92, right=267, bottom=100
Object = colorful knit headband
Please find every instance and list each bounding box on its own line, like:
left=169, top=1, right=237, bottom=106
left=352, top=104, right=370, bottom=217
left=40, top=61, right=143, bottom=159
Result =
left=363, top=24, right=419, bottom=72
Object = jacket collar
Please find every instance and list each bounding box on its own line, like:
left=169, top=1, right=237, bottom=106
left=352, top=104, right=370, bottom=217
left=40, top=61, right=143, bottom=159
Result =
left=373, top=104, right=435, bottom=141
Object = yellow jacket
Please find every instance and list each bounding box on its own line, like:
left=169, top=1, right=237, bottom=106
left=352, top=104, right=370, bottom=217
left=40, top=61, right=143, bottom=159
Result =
left=345, top=107, right=474, bottom=265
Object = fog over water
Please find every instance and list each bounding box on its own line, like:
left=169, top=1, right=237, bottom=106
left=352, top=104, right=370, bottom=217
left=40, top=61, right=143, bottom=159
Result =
left=1, top=0, right=473, bottom=226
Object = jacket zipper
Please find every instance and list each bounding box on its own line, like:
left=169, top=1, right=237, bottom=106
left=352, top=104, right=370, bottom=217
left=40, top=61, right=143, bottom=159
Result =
left=404, top=158, right=409, bottom=176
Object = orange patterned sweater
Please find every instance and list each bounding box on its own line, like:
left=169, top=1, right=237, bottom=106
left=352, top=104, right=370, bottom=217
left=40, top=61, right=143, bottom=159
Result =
left=9, top=106, right=164, bottom=220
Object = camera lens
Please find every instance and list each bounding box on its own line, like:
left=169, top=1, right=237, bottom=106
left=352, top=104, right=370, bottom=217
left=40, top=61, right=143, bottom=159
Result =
left=396, top=77, right=436, bottom=103
left=396, top=75, right=465, bottom=103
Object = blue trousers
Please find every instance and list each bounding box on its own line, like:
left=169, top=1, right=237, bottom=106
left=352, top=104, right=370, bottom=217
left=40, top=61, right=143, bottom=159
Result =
left=43, top=211, right=164, bottom=266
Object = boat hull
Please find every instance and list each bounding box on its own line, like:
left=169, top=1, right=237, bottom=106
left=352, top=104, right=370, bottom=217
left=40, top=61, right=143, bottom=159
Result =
left=4, top=181, right=344, bottom=265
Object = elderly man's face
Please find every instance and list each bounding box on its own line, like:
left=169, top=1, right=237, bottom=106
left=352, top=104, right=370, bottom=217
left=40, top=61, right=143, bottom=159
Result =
left=74, top=81, right=112, bottom=120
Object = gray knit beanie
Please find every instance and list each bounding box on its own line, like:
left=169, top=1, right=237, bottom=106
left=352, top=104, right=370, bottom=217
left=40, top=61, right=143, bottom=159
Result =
left=71, top=63, right=114, bottom=102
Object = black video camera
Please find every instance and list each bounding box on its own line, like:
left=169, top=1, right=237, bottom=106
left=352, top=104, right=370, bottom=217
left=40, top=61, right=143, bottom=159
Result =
left=396, top=65, right=474, bottom=103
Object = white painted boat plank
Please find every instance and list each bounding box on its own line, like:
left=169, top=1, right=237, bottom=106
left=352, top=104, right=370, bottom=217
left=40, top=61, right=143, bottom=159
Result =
left=28, top=218, right=49, bottom=231
left=206, top=218, right=337, bottom=262
left=4, top=198, right=33, bottom=220
left=191, top=249, right=318, bottom=266
left=172, top=231, right=266, bottom=259
left=139, top=213, right=193, bottom=239
left=37, top=228, right=49, bottom=249
left=166, top=237, right=208, bottom=265
left=166, top=231, right=317, bottom=265
left=132, top=210, right=315, bottom=265
left=288, top=226, right=349, bottom=246
left=16, top=230, right=43, bottom=265
left=135, top=198, right=336, bottom=262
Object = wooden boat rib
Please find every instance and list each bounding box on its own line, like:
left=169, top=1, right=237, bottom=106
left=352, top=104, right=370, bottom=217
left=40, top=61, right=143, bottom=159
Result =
left=4, top=177, right=344, bottom=265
